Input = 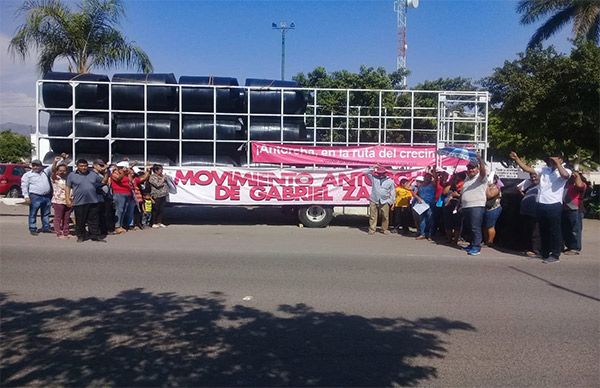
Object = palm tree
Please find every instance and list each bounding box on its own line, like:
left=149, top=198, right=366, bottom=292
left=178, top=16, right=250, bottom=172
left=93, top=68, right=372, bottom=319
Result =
left=9, top=0, right=153, bottom=75
left=517, top=0, right=600, bottom=48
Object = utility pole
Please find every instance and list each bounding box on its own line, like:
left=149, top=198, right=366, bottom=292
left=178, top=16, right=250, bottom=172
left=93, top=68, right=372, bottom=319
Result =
left=394, top=0, right=419, bottom=87
left=272, top=21, right=295, bottom=80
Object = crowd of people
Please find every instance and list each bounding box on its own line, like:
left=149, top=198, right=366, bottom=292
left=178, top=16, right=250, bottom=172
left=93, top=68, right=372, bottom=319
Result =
left=366, top=151, right=589, bottom=263
left=21, top=155, right=173, bottom=243
left=21, top=151, right=590, bottom=261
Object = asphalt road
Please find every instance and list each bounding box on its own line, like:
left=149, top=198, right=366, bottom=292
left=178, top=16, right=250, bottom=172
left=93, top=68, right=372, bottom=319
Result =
left=1, top=203, right=599, bottom=387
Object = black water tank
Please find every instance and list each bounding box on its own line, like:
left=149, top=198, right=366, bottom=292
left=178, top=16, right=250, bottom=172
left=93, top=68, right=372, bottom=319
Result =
left=247, top=116, right=308, bottom=141
left=113, top=114, right=179, bottom=139
left=111, top=140, right=176, bottom=166
left=179, top=76, right=242, bottom=113
left=182, top=115, right=243, bottom=140
left=75, top=139, right=109, bottom=154
left=244, top=79, right=307, bottom=114
left=112, top=73, right=178, bottom=111
left=48, top=112, right=73, bottom=137
left=48, top=139, right=107, bottom=156
left=48, top=139, right=72, bottom=155
left=42, top=72, right=109, bottom=109
left=48, top=112, right=110, bottom=138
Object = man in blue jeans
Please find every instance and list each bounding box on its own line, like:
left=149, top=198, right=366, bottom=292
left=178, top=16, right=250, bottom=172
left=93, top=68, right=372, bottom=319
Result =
left=459, top=155, right=487, bottom=256
left=562, top=171, right=587, bottom=255
left=413, top=172, right=436, bottom=240
left=510, top=151, right=571, bottom=263
left=21, top=159, right=53, bottom=236
left=366, top=165, right=396, bottom=235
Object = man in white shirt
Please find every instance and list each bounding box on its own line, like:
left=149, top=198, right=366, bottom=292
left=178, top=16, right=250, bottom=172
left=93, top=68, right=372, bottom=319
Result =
left=21, top=159, right=53, bottom=235
left=510, top=151, right=571, bottom=263
left=459, top=155, right=487, bottom=255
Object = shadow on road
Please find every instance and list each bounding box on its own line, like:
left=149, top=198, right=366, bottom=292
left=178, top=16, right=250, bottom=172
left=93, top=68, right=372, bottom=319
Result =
left=508, top=266, right=600, bottom=302
left=0, top=289, right=475, bottom=386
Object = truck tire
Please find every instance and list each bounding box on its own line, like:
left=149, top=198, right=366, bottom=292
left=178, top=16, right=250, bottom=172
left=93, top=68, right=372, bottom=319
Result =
left=298, top=205, right=333, bottom=228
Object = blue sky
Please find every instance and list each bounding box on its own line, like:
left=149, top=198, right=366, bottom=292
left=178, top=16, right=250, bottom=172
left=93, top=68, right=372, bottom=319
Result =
left=0, top=0, right=573, bottom=125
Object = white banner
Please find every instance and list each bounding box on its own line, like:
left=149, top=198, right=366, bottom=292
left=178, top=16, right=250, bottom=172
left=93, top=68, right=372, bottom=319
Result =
left=163, top=166, right=422, bottom=206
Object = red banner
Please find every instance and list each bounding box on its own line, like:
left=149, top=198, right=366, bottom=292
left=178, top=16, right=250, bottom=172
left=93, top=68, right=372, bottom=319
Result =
left=251, top=143, right=437, bottom=167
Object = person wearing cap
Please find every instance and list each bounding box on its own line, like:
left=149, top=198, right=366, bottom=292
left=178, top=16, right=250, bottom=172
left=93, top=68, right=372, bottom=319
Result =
left=21, top=159, right=54, bottom=235
left=411, top=176, right=425, bottom=228
left=393, top=177, right=413, bottom=235
left=110, top=161, right=134, bottom=234
left=65, top=159, right=106, bottom=242
left=510, top=151, right=571, bottom=263
left=459, top=154, right=488, bottom=256
left=366, top=165, right=396, bottom=235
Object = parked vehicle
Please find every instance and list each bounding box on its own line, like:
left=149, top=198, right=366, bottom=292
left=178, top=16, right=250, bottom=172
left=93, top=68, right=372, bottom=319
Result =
left=0, top=164, right=29, bottom=197
left=35, top=73, right=489, bottom=226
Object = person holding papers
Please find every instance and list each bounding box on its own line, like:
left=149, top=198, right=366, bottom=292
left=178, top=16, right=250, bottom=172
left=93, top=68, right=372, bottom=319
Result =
left=413, top=173, right=436, bottom=241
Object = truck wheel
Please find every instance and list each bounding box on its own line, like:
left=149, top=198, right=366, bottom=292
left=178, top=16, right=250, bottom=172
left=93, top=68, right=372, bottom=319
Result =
left=298, top=205, right=333, bottom=228
left=7, top=186, right=21, bottom=198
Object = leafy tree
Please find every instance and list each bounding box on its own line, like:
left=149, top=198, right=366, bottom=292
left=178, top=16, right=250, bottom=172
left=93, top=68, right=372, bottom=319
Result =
left=9, top=0, right=153, bottom=75
left=0, top=130, right=34, bottom=163
left=483, top=41, right=600, bottom=168
left=294, top=66, right=404, bottom=143
left=294, top=65, right=398, bottom=110
left=413, top=77, right=477, bottom=92
left=518, top=0, right=600, bottom=48
left=293, top=67, right=481, bottom=145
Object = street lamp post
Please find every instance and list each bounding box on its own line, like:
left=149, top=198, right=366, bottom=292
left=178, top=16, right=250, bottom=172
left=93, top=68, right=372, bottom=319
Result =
left=272, top=21, right=295, bottom=80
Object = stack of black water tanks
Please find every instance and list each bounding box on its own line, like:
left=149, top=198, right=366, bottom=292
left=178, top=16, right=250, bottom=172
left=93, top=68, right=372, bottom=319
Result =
left=41, top=72, right=310, bottom=165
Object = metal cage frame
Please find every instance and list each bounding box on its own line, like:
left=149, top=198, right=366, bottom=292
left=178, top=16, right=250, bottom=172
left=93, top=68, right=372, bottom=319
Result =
left=35, top=79, right=489, bottom=168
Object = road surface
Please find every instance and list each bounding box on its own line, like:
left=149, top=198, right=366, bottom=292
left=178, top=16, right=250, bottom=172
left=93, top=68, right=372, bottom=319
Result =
left=1, top=203, right=599, bottom=386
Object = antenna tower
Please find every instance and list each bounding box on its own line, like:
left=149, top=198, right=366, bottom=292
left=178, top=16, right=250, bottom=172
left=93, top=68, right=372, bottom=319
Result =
left=394, top=0, right=419, bottom=87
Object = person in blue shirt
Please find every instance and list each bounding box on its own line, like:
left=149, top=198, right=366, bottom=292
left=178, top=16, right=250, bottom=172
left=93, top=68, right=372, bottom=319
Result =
left=65, top=159, right=107, bottom=243
left=413, top=172, right=436, bottom=240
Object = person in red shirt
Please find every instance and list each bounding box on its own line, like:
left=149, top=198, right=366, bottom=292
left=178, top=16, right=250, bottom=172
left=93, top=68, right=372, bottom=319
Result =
left=110, top=161, right=134, bottom=234
left=561, top=171, right=587, bottom=255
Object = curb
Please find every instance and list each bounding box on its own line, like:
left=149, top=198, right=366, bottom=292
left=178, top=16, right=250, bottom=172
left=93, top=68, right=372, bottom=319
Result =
left=0, top=198, right=27, bottom=206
